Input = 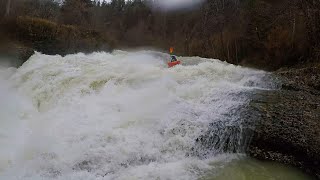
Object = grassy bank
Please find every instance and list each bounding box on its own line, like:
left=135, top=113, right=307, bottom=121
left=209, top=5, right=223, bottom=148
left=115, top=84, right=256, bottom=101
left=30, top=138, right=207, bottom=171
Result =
left=1, top=16, right=112, bottom=57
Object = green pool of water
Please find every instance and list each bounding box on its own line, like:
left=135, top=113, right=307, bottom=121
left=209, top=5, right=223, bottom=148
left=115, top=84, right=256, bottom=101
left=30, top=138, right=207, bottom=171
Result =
left=203, top=157, right=314, bottom=180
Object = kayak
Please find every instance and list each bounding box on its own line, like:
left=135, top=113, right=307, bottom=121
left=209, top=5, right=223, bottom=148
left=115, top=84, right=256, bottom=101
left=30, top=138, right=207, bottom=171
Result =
left=168, top=61, right=181, bottom=68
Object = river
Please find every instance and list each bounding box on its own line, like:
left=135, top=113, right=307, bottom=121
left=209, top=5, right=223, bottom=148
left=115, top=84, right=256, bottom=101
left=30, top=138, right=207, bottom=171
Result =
left=0, top=51, right=312, bottom=179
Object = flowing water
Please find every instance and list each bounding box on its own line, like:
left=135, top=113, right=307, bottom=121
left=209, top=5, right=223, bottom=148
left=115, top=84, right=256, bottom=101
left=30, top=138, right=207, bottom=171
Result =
left=0, top=51, right=312, bottom=179
left=204, top=157, right=313, bottom=180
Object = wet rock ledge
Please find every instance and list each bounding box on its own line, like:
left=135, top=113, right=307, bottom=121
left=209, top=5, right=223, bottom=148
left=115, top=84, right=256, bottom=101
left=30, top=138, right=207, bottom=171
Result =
left=247, top=64, right=320, bottom=178
left=0, top=42, right=34, bottom=67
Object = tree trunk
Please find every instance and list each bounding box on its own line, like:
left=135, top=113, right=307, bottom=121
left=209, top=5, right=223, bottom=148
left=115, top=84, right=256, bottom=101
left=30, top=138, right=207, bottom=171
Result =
left=235, top=40, right=238, bottom=64
left=5, top=0, right=11, bottom=17
left=291, top=15, right=296, bottom=47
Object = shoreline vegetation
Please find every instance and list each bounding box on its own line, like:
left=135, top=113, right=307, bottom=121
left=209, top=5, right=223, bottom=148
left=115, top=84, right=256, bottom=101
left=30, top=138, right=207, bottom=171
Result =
left=0, top=0, right=320, bottom=178
left=0, top=0, right=319, bottom=70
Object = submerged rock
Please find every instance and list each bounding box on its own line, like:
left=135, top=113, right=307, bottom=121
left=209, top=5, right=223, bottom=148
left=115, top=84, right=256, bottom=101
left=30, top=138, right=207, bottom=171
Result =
left=247, top=65, right=320, bottom=178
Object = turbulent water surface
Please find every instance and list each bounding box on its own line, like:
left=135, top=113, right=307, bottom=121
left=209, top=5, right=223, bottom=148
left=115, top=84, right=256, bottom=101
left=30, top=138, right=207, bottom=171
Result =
left=0, top=51, right=311, bottom=180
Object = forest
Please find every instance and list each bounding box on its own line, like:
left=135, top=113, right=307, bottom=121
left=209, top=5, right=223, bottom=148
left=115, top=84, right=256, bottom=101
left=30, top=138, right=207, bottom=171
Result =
left=1, top=0, right=320, bottom=70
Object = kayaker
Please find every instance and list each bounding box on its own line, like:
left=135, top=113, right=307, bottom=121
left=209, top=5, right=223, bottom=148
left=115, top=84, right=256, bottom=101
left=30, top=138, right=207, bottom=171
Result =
left=169, top=47, right=177, bottom=62
left=171, top=55, right=177, bottom=62
left=168, top=47, right=181, bottom=68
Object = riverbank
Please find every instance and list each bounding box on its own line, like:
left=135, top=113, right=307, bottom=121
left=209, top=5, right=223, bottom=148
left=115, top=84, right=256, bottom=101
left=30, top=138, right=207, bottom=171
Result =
left=247, top=63, right=320, bottom=178
left=0, top=16, right=112, bottom=67
left=2, top=0, right=320, bottom=71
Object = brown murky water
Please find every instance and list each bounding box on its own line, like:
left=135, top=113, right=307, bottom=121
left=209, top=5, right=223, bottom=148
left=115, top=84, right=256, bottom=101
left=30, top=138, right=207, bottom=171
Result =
left=203, top=157, right=314, bottom=180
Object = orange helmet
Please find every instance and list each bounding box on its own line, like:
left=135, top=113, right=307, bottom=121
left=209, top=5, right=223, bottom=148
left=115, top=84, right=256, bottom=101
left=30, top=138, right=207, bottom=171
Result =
left=169, top=47, right=174, bottom=54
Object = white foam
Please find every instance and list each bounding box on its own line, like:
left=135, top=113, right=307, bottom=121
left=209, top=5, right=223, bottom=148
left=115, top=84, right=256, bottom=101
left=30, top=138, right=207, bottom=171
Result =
left=0, top=51, right=267, bottom=179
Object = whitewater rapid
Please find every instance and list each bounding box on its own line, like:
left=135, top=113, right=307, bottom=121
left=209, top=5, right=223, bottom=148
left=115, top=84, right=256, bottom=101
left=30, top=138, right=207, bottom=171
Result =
left=0, top=50, right=270, bottom=180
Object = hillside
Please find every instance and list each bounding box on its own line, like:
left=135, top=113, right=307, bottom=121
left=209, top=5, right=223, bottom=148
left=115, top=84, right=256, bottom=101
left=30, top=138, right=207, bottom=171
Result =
left=0, top=0, right=319, bottom=69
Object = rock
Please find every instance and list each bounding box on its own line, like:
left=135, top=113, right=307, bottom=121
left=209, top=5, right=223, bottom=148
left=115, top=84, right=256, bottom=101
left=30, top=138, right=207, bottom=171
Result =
left=15, top=45, right=35, bottom=65
left=277, top=65, right=320, bottom=93
left=247, top=65, right=320, bottom=178
left=0, top=42, right=34, bottom=67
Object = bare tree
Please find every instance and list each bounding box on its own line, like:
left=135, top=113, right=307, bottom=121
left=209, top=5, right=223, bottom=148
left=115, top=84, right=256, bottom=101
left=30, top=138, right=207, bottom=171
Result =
left=5, top=0, right=11, bottom=16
